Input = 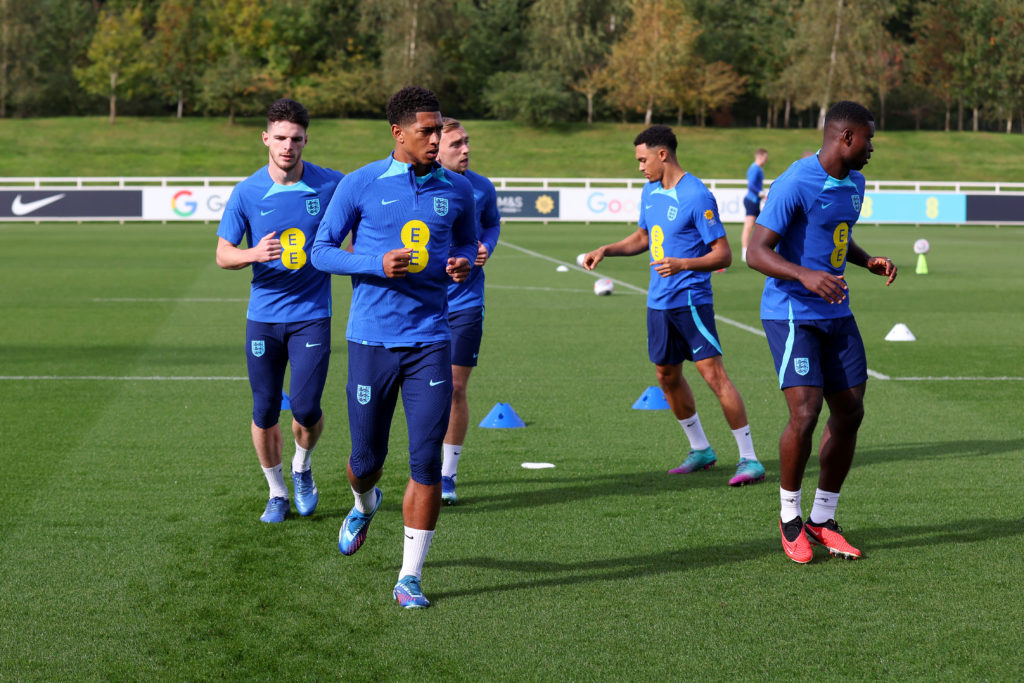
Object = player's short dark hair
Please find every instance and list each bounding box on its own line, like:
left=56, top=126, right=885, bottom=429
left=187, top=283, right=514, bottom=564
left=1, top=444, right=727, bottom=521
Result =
left=267, top=98, right=309, bottom=130
left=824, top=101, right=874, bottom=128
left=386, top=86, right=441, bottom=127
left=633, top=125, right=677, bottom=154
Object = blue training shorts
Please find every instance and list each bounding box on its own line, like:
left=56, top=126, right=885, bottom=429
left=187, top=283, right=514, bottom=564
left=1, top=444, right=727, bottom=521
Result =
left=762, top=316, right=867, bottom=392
left=246, top=317, right=331, bottom=429
left=346, top=341, right=452, bottom=485
left=647, top=305, right=723, bottom=366
left=743, top=197, right=761, bottom=217
left=449, top=306, right=484, bottom=367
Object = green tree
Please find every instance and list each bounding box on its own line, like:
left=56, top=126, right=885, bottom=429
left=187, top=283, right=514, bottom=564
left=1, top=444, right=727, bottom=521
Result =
left=360, top=0, right=447, bottom=92
left=603, top=0, right=699, bottom=125
left=685, top=60, right=747, bottom=127
left=909, top=1, right=962, bottom=131
left=198, top=0, right=274, bottom=123
left=73, top=4, right=153, bottom=124
left=150, top=0, right=206, bottom=118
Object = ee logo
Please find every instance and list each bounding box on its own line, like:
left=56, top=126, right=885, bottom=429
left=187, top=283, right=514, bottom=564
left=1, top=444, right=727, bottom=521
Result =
left=279, top=228, right=307, bottom=270
left=650, top=225, right=665, bottom=261
left=401, top=220, right=431, bottom=273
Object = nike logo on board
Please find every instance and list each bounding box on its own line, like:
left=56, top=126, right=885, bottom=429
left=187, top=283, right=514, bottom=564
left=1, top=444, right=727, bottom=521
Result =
left=11, top=193, right=66, bottom=216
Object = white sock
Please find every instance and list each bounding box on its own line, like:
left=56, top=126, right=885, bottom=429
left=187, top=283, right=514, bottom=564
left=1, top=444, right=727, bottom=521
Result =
left=741, top=247, right=748, bottom=262
left=679, top=413, right=710, bottom=451
left=780, top=487, right=801, bottom=522
left=731, top=425, right=757, bottom=462
left=353, top=485, right=379, bottom=514
left=262, top=464, right=288, bottom=500
left=809, top=488, right=840, bottom=525
left=291, top=441, right=313, bottom=473
left=442, top=443, right=462, bottom=479
left=399, top=527, right=435, bottom=580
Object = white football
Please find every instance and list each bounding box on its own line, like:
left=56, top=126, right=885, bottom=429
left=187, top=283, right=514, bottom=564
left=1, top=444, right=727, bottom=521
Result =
left=576, top=253, right=587, bottom=267
left=913, top=238, right=930, bottom=255
left=593, top=278, right=614, bottom=296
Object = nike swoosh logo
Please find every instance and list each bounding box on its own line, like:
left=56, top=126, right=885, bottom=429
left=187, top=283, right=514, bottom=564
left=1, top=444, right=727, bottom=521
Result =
left=429, top=379, right=446, bottom=386
left=11, top=193, right=66, bottom=216
left=305, top=342, right=321, bottom=348
left=260, top=209, right=276, bottom=216
left=692, top=345, right=704, bottom=354
left=645, top=204, right=653, bottom=209
left=381, top=199, right=399, bottom=205
left=472, top=353, right=478, bottom=359
left=820, top=202, right=832, bottom=209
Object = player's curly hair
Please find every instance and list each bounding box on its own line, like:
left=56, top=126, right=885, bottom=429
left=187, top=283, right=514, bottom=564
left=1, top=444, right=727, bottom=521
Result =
left=386, top=86, right=441, bottom=127
left=825, top=101, right=874, bottom=127
left=633, top=125, right=677, bottom=154
left=267, top=98, right=309, bottom=130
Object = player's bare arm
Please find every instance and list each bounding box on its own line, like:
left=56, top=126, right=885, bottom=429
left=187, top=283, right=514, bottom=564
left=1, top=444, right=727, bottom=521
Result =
left=747, top=224, right=848, bottom=304
left=215, top=233, right=282, bottom=270
left=848, top=239, right=898, bottom=286
left=382, top=247, right=413, bottom=278
left=651, top=236, right=732, bottom=277
left=583, top=228, right=650, bottom=270
left=447, top=256, right=471, bottom=282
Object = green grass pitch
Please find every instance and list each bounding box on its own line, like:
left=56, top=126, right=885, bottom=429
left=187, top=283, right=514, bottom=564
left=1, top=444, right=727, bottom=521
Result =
left=1, top=219, right=1022, bottom=679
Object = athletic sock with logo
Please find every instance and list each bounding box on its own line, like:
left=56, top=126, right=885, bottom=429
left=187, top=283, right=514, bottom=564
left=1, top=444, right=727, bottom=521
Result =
left=731, top=425, right=757, bottom=462
left=399, top=527, right=435, bottom=580
left=809, top=489, right=840, bottom=525
left=262, top=464, right=289, bottom=500
left=780, top=487, right=801, bottom=523
left=679, top=413, right=711, bottom=451
left=292, top=441, right=313, bottom=474
left=442, top=443, right=462, bottom=479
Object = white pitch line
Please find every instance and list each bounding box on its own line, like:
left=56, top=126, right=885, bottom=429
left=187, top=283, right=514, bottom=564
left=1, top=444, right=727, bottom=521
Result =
left=499, top=238, right=1018, bottom=384
left=0, top=375, right=247, bottom=381
left=886, top=376, right=1024, bottom=381
left=92, top=298, right=247, bottom=303
left=489, top=283, right=643, bottom=295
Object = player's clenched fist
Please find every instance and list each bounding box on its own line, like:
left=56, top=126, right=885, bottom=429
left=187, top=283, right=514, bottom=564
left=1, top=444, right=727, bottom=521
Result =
left=252, top=231, right=282, bottom=262
left=383, top=247, right=413, bottom=278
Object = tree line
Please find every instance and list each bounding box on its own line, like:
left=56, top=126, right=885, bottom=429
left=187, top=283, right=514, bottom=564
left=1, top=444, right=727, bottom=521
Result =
left=2, top=0, right=1022, bottom=132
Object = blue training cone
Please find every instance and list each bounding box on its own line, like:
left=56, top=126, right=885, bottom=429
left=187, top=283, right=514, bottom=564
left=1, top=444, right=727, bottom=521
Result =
left=281, top=392, right=291, bottom=411
left=632, top=386, right=670, bottom=410
left=479, top=402, right=526, bottom=428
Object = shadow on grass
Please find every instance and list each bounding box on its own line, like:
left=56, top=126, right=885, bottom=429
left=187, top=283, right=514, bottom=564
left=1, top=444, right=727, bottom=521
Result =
left=430, top=516, right=1024, bottom=601
left=855, top=438, right=1024, bottom=465
left=442, top=466, right=761, bottom=514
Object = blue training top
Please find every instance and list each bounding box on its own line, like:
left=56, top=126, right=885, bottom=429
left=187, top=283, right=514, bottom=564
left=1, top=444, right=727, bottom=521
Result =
left=311, top=154, right=478, bottom=347
left=745, top=162, right=764, bottom=204
left=756, top=155, right=866, bottom=320
left=447, top=169, right=501, bottom=313
left=217, top=162, right=343, bottom=323
left=638, top=173, right=727, bottom=310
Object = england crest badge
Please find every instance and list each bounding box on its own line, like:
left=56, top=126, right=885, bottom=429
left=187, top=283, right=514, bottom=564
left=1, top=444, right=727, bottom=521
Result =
left=357, top=384, right=372, bottom=405
left=794, top=357, right=810, bottom=376
left=251, top=340, right=265, bottom=358
left=306, top=198, right=321, bottom=216
left=851, top=194, right=861, bottom=212
left=433, top=197, right=449, bottom=216
left=667, top=206, right=678, bottom=221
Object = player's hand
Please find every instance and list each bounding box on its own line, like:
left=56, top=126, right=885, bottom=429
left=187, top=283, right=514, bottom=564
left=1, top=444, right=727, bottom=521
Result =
left=650, top=257, right=684, bottom=278
left=581, top=248, right=604, bottom=271
left=867, top=256, right=898, bottom=286
left=383, top=248, right=413, bottom=278
left=474, top=242, right=490, bottom=267
left=252, top=231, right=282, bottom=262
left=799, top=270, right=848, bottom=304
left=447, top=257, right=471, bottom=282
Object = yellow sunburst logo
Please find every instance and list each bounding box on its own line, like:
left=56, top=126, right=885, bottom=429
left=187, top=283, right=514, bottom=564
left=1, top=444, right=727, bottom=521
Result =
left=535, top=195, right=555, bottom=215
left=704, top=209, right=714, bottom=221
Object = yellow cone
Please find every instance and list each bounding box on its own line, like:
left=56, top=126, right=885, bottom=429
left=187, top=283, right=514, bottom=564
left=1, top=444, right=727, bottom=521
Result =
left=916, top=253, right=928, bottom=275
